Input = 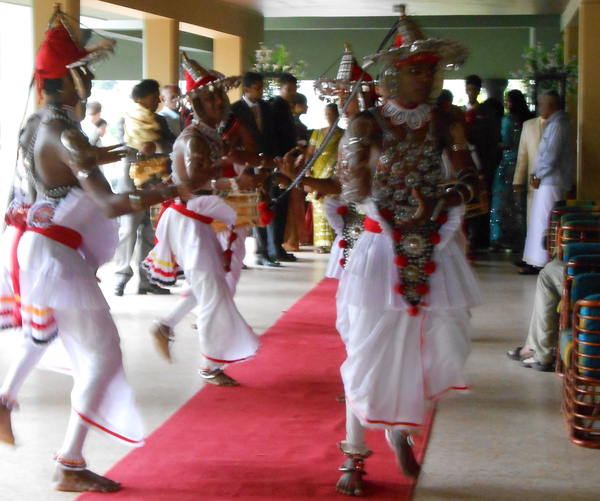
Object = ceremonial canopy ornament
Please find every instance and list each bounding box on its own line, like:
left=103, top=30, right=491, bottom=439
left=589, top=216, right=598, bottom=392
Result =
left=181, top=52, right=242, bottom=99
left=313, top=44, right=376, bottom=106
left=33, top=4, right=115, bottom=101
left=366, top=4, right=468, bottom=101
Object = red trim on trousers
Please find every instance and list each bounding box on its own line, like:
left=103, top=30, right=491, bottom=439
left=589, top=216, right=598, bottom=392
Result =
left=73, top=408, right=144, bottom=445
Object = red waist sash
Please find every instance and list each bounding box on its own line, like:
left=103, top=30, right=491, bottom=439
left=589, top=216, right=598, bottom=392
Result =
left=9, top=223, right=82, bottom=326
left=363, top=217, right=382, bottom=234
left=26, top=225, right=83, bottom=250
left=170, top=203, right=214, bottom=225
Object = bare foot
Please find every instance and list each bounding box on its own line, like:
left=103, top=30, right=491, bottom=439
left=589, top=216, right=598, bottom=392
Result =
left=150, top=322, right=173, bottom=363
left=198, top=369, right=240, bottom=386
left=52, top=466, right=121, bottom=492
left=389, top=432, right=421, bottom=480
left=336, top=458, right=366, bottom=497
left=0, top=400, right=15, bottom=445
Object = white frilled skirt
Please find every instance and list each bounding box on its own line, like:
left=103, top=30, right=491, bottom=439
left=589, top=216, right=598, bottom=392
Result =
left=0, top=190, right=144, bottom=446
left=152, top=198, right=259, bottom=364
left=323, top=197, right=345, bottom=280
left=336, top=204, right=480, bottom=427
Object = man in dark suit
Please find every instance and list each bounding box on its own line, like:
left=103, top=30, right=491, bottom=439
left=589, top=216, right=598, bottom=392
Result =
left=268, top=73, right=299, bottom=262
left=230, top=72, right=281, bottom=266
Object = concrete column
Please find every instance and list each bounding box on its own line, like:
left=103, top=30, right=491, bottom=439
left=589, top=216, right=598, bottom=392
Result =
left=213, top=35, right=242, bottom=101
left=143, top=18, right=179, bottom=85
left=577, top=1, right=600, bottom=200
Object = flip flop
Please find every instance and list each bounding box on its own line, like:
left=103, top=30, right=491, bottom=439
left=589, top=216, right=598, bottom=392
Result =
left=520, top=356, right=555, bottom=372
left=506, top=346, right=531, bottom=361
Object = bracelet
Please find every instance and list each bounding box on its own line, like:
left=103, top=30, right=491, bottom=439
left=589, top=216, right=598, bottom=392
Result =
left=129, top=193, right=144, bottom=211
left=446, top=186, right=466, bottom=205
left=455, top=181, right=475, bottom=203
left=229, top=178, right=240, bottom=193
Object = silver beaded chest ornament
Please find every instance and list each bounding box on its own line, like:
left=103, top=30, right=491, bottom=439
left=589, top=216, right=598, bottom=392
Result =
left=336, top=203, right=365, bottom=268
left=371, top=106, right=449, bottom=316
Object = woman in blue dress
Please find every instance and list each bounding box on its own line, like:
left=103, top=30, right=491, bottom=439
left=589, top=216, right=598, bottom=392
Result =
left=490, top=90, right=535, bottom=251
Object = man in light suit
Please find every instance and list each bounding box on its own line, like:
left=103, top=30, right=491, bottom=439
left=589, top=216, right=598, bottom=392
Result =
left=513, top=116, right=546, bottom=225
left=521, top=90, right=574, bottom=271
left=230, top=72, right=280, bottom=266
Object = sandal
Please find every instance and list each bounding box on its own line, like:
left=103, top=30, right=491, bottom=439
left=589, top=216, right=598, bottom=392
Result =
left=506, top=346, right=531, bottom=361
left=520, top=356, right=555, bottom=372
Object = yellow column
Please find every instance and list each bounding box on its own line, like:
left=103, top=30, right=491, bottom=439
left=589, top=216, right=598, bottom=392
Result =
left=577, top=1, right=600, bottom=200
left=143, top=18, right=179, bottom=85
left=213, top=35, right=242, bottom=101
left=564, top=25, right=578, bottom=189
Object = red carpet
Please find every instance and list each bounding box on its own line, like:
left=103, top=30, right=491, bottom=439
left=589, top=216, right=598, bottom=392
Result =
left=78, top=278, right=434, bottom=500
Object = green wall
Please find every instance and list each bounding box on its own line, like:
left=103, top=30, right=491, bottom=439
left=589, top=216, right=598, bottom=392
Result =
left=89, top=31, right=213, bottom=82
left=264, top=15, right=562, bottom=80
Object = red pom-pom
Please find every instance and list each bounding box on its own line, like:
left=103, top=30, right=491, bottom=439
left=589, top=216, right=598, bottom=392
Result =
left=380, top=208, right=393, bottom=220
left=423, top=261, right=437, bottom=274
left=416, top=283, right=429, bottom=295
left=391, top=228, right=403, bottom=242
left=259, top=209, right=275, bottom=226
left=393, top=254, right=409, bottom=267
left=228, top=231, right=239, bottom=244
left=223, top=265, right=231, bottom=273
left=429, top=232, right=441, bottom=245
left=258, top=201, right=269, bottom=212
left=393, top=283, right=405, bottom=295
left=223, top=249, right=234, bottom=259
left=337, top=205, right=348, bottom=216
left=338, top=239, right=347, bottom=249
left=407, top=305, right=419, bottom=317
left=339, top=258, right=345, bottom=267
left=436, top=212, right=448, bottom=225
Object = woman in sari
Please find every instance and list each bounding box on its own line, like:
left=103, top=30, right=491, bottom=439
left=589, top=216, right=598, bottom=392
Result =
left=305, top=103, right=344, bottom=252
left=489, top=89, right=534, bottom=251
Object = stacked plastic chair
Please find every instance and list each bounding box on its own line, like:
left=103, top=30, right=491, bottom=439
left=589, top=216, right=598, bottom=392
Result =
left=546, top=200, right=600, bottom=256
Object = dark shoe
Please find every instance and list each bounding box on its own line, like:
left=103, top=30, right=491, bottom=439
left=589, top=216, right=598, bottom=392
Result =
left=273, top=251, right=297, bottom=262
left=518, top=265, right=541, bottom=275
left=256, top=254, right=281, bottom=267
left=520, top=356, right=554, bottom=372
left=114, top=283, right=125, bottom=296
left=513, top=260, right=527, bottom=267
left=506, top=346, right=532, bottom=361
left=138, top=284, right=170, bottom=295
left=241, top=263, right=248, bottom=270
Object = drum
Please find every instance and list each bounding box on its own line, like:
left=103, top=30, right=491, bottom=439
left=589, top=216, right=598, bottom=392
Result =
left=211, top=191, right=262, bottom=232
left=129, top=156, right=170, bottom=188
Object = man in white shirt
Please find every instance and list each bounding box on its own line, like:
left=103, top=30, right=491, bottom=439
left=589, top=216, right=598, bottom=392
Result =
left=158, top=84, right=185, bottom=136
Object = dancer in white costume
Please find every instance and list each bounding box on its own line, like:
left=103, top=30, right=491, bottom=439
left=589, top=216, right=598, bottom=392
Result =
left=331, top=7, right=481, bottom=495
left=145, top=55, right=263, bottom=386
left=0, top=6, right=190, bottom=493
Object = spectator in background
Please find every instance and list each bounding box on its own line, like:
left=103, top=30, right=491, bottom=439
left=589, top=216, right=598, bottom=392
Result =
left=114, top=79, right=176, bottom=296
left=293, top=93, right=309, bottom=146
left=158, top=84, right=187, bottom=137
left=489, top=90, right=535, bottom=253
left=464, top=74, right=482, bottom=116
left=522, top=90, right=574, bottom=271
left=269, top=73, right=299, bottom=262
left=81, top=101, right=103, bottom=146
left=513, top=112, right=547, bottom=274
left=230, top=71, right=280, bottom=267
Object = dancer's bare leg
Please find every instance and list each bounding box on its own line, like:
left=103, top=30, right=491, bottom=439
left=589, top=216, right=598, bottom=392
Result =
left=386, top=428, right=421, bottom=480
left=151, top=289, right=197, bottom=362
left=0, top=337, right=48, bottom=445
left=52, top=411, right=121, bottom=492
left=337, top=404, right=372, bottom=496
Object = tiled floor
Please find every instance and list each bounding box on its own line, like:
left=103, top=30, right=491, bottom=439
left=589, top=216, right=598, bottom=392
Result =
left=1, top=247, right=598, bottom=500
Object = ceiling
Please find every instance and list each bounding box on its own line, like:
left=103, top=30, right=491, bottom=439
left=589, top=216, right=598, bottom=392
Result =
left=221, top=0, right=570, bottom=17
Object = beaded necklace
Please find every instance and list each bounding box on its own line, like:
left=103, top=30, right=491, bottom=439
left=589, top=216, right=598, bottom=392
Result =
left=369, top=106, right=448, bottom=314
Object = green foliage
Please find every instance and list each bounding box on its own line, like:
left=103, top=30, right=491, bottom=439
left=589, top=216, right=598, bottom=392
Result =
left=511, top=42, right=578, bottom=95
left=251, top=42, right=307, bottom=78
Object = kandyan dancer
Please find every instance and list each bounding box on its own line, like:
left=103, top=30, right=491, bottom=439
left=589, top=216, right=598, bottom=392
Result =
left=0, top=6, right=190, bottom=492
left=144, top=55, right=262, bottom=386
left=333, top=6, right=481, bottom=495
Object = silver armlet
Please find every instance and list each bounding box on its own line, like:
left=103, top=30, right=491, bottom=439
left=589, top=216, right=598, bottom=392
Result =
left=129, top=193, right=144, bottom=212
left=455, top=181, right=475, bottom=203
